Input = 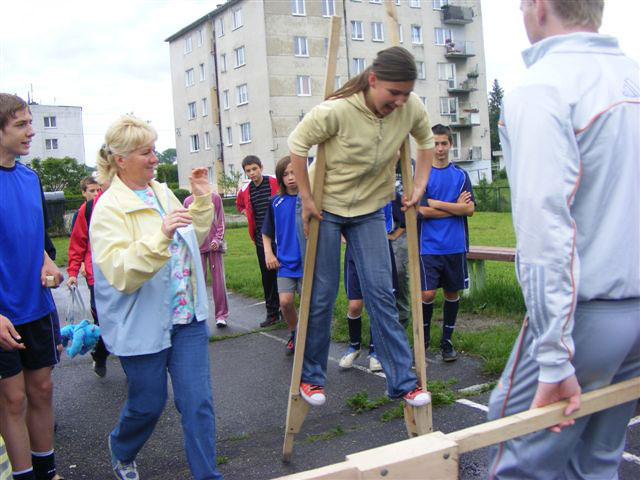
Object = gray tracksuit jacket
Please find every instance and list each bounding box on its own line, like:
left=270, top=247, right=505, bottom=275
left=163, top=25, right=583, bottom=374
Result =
left=499, top=32, right=640, bottom=384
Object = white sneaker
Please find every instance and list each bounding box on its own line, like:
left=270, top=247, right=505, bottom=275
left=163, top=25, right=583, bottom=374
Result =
left=368, top=353, right=383, bottom=372
left=339, top=346, right=361, bottom=369
left=216, top=318, right=227, bottom=328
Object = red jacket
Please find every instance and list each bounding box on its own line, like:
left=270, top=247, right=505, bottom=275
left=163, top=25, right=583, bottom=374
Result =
left=67, top=191, right=103, bottom=286
left=235, top=176, right=278, bottom=243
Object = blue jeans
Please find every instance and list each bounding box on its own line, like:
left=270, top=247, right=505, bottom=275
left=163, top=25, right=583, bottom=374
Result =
left=297, top=203, right=418, bottom=398
left=110, top=320, right=223, bottom=480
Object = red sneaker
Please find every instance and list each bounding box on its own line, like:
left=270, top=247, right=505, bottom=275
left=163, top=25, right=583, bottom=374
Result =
left=403, top=387, right=431, bottom=407
left=286, top=336, right=295, bottom=356
left=300, top=383, right=326, bottom=406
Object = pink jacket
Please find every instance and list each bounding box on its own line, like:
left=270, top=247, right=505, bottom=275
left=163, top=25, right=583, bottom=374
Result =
left=184, top=192, right=225, bottom=253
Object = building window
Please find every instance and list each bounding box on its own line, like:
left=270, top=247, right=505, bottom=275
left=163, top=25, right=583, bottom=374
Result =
left=199, top=63, right=205, bottom=82
left=434, top=27, right=452, bottom=45
left=371, top=22, right=384, bottom=42
left=296, top=75, right=311, bottom=96
left=411, top=25, right=423, bottom=44
left=222, top=90, right=229, bottom=110
left=217, top=17, right=225, bottom=37
left=416, top=61, right=426, bottom=80
left=239, top=122, right=251, bottom=144
left=204, top=131, right=211, bottom=150
left=197, top=29, right=203, bottom=47
left=226, top=126, right=232, bottom=146
left=294, top=36, right=309, bottom=57
left=184, top=35, right=192, bottom=53
left=351, top=20, right=364, bottom=40
left=432, top=0, right=448, bottom=9
left=352, top=57, right=366, bottom=75
left=410, top=0, right=421, bottom=7
left=234, top=46, right=246, bottom=68
left=438, top=62, right=456, bottom=81
left=451, top=131, right=460, bottom=160
left=43, top=116, right=56, bottom=128
left=190, top=134, right=200, bottom=152
left=220, top=54, right=227, bottom=73
left=188, top=102, right=197, bottom=120
left=45, top=139, right=58, bottom=150
left=207, top=166, right=214, bottom=182
left=232, top=8, right=243, bottom=29
left=439, top=96, right=458, bottom=117
left=322, top=0, right=335, bottom=16
left=420, top=96, right=427, bottom=107
left=291, top=0, right=305, bottom=16
left=398, top=24, right=404, bottom=43
left=370, top=0, right=382, bottom=3
left=335, top=76, right=342, bottom=90
left=237, top=84, right=249, bottom=105
left=202, top=98, right=208, bottom=116
left=185, top=68, right=195, bottom=86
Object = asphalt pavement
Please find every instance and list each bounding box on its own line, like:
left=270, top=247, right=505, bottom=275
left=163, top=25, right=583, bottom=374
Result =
left=49, top=278, right=640, bottom=480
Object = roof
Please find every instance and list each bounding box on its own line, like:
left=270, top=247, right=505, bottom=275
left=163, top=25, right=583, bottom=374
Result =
left=164, top=0, right=243, bottom=42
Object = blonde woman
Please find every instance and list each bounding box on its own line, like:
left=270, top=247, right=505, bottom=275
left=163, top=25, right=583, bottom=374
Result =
left=90, top=116, right=222, bottom=480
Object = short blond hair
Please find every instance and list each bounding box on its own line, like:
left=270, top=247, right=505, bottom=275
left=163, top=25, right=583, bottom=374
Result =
left=548, top=0, right=604, bottom=29
left=96, top=115, right=157, bottom=184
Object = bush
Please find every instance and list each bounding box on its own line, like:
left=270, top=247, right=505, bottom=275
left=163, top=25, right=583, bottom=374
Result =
left=172, top=188, right=191, bottom=204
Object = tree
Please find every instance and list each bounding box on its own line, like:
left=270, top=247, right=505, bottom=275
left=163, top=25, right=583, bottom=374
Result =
left=157, top=148, right=176, bottom=164
left=156, top=163, right=178, bottom=184
left=488, top=79, right=504, bottom=161
left=219, top=170, right=243, bottom=196
left=30, top=156, right=89, bottom=193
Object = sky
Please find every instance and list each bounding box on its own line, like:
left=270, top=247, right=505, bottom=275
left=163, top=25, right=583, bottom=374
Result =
left=1, top=0, right=638, bottom=167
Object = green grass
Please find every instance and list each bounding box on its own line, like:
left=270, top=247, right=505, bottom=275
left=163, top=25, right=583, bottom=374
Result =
left=346, top=391, right=392, bottom=414
left=305, top=425, right=345, bottom=444
left=380, top=405, right=404, bottom=423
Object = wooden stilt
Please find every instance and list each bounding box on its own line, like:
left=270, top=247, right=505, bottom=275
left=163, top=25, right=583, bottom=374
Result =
left=282, top=16, right=341, bottom=463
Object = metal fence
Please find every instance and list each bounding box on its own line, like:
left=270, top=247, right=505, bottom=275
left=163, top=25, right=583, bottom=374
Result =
left=473, top=186, right=512, bottom=212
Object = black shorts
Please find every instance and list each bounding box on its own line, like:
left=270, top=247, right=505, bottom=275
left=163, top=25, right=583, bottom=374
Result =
left=420, top=253, right=469, bottom=292
left=0, top=314, right=60, bottom=379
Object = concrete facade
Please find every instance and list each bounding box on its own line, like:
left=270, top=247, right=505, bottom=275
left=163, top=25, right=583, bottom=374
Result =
left=167, top=0, right=491, bottom=188
left=21, top=104, right=85, bottom=165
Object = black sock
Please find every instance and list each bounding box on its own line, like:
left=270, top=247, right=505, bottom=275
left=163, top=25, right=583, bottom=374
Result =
left=32, top=450, right=56, bottom=480
left=347, top=315, right=362, bottom=350
left=368, top=326, right=375, bottom=354
left=12, top=469, right=36, bottom=480
left=422, top=301, right=434, bottom=348
left=442, top=297, right=460, bottom=345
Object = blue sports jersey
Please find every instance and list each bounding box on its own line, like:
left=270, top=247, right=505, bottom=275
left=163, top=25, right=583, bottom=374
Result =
left=262, top=194, right=303, bottom=278
left=383, top=202, right=393, bottom=234
left=420, top=164, right=474, bottom=255
left=0, top=162, right=55, bottom=325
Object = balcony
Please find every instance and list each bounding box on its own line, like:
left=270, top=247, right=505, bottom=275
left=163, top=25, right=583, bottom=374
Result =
left=447, top=79, right=477, bottom=94
left=442, top=5, right=474, bottom=25
left=467, top=64, right=480, bottom=78
left=451, top=112, right=480, bottom=129
left=445, top=40, right=475, bottom=58
left=467, top=146, right=482, bottom=161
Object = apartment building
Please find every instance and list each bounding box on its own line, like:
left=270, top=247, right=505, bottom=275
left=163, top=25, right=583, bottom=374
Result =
left=20, top=104, right=86, bottom=165
left=166, top=0, right=491, bottom=189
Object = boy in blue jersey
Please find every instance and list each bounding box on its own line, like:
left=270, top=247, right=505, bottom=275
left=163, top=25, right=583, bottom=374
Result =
left=0, top=94, right=64, bottom=480
left=262, top=156, right=303, bottom=355
left=418, top=124, right=474, bottom=362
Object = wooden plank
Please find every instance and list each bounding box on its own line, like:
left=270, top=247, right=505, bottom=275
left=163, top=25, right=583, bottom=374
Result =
left=467, top=246, right=515, bottom=262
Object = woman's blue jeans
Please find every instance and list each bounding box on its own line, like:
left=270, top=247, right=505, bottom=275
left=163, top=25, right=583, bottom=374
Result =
left=297, top=204, right=418, bottom=398
left=110, top=320, right=223, bottom=480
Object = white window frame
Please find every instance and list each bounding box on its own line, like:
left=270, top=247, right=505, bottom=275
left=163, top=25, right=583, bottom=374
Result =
left=410, top=0, right=421, bottom=7
left=416, top=61, right=426, bottom=80
left=432, top=0, right=448, bottom=9
left=45, top=138, right=58, bottom=150
left=451, top=131, right=461, bottom=160
left=352, top=57, right=366, bottom=75
left=217, top=17, right=225, bottom=37
left=184, top=35, right=192, bottom=53
left=294, top=36, right=309, bottom=57
left=236, top=84, right=249, bottom=105
left=187, top=101, right=197, bottom=120
left=434, top=27, right=453, bottom=45
left=208, top=166, right=214, bottom=181
left=296, top=75, right=311, bottom=96
left=371, top=22, right=384, bottom=42
left=201, top=98, right=208, bottom=116
left=234, top=46, right=246, bottom=68
left=43, top=116, right=56, bottom=128
left=351, top=20, right=364, bottom=40
left=220, top=53, right=227, bottom=73
left=439, top=96, right=458, bottom=118
left=197, top=29, right=203, bottom=47
left=190, top=134, right=200, bottom=152
left=226, top=126, right=233, bottom=146
left=438, top=62, right=456, bottom=81
left=185, top=68, right=194, bottom=87
left=204, top=131, right=211, bottom=150
left=411, top=25, right=423, bottom=44
left=232, top=8, right=243, bottom=30
left=199, top=63, right=205, bottom=82
left=322, top=0, right=335, bottom=17
left=291, top=0, right=306, bottom=16
left=222, top=90, right=230, bottom=110
left=239, top=122, right=251, bottom=144
left=370, top=0, right=382, bottom=4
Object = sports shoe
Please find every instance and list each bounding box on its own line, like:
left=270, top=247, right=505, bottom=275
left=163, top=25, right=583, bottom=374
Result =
left=93, top=359, right=107, bottom=378
left=299, top=383, right=326, bottom=406
left=259, top=313, right=279, bottom=328
left=403, top=387, right=431, bottom=407
left=368, top=352, right=383, bottom=372
left=286, top=333, right=295, bottom=356
left=109, top=436, right=139, bottom=480
left=441, top=340, right=458, bottom=363
left=338, top=345, right=361, bottom=369
left=216, top=318, right=228, bottom=328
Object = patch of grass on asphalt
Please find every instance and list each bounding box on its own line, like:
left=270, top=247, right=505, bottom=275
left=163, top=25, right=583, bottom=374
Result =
left=216, top=456, right=229, bottom=465
left=346, top=391, right=392, bottom=414
left=427, top=379, right=459, bottom=407
left=305, top=425, right=345, bottom=444
left=227, top=433, right=250, bottom=442
left=458, top=381, right=497, bottom=399
left=380, top=405, right=404, bottom=423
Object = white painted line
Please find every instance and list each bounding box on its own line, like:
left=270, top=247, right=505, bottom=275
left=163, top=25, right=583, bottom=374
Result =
left=456, top=398, right=489, bottom=412
left=622, top=451, right=640, bottom=466
left=249, top=301, right=266, bottom=307
left=458, top=382, right=493, bottom=394
left=628, top=415, right=640, bottom=427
